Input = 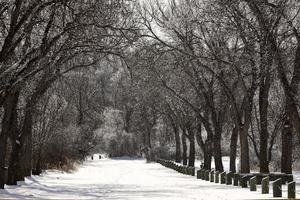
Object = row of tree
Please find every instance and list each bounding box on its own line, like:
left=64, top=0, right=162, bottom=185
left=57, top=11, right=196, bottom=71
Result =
left=0, top=0, right=139, bottom=189
left=115, top=0, right=300, bottom=175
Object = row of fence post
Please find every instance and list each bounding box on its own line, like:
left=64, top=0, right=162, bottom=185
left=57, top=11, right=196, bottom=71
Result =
left=156, top=159, right=195, bottom=176
left=197, top=169, right=296, bottom=199
left=156, top=158, right=296, bottom=199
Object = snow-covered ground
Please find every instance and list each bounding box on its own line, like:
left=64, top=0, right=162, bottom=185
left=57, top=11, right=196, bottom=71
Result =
left=0, top=156, right=296, bottom=199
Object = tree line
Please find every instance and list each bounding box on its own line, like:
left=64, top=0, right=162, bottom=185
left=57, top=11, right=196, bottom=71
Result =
left=116, top=0, right=300, bottom=175
left=0, top=0, right=139, bottom=189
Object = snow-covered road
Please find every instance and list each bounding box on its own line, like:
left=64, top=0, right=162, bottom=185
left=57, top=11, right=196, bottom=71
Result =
left=0, top=157, right=287, bottom=199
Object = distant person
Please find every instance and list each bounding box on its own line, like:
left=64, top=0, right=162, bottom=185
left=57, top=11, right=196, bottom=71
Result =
left=99, top=155, right=101, bottom=159
left=91, top=156, right=93, bottom=160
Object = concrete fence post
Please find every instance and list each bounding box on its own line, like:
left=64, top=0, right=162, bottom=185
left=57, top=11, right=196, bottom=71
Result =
left=220, top=172, right=226, bottom=184
left=202, top=170, right=206, bottom=180
left=262, top=177, right=269, bottom=194
left=191, top=167, right=195, bottom=176
left=197, top=170, right=201, bottom=179
left=205, top=170, right=210, bottom=181
left=199, top=169, right=203, bottom=179
left=186, top=167, right=189, bottom=175
left=240, top=176, right=248, bottom=188
left=183, top=166, right=186, bottom=174
left=273, top=178, right=282, bottom=198
left=233, top=173, right=239, bottom=186
left=210, top=170, right=215, bottom=182
left=250, top=176, right=257, bottom=191
left=201, top=169, right=205, bottom=179
left=287, top=181, right=296, bottom=199
left=226, top=171, right=233, bottom=185
left=215, top=171, right=220, bottom=183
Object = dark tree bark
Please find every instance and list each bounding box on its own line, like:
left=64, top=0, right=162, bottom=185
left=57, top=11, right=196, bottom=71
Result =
left=167, top=113, right=181, bottom=163
left=33, top=147, right=43, bottom=175
left=245, top=0, right=300, bottom=140
left=174, top=123, right=181, bottom=163
left=281, top=118, right=293, bottom=174
left=213, top=129, right=224, bottom=172
left=0, top=92, right=19, bottom=188
left=187, top=131, right=195, bottom=167
left=259, top=76, right=271, bottom=173
left=239, top=125, right=250, bottom=173
left=195, top=122, right=212, bottom=170
left=124, top=106, right=133, bottom=133
left=229, top=125, right=238, bottom=173
left=0, top=134, right=7, bottom=189
left=203, top=141, right=212, bottom=170
left=7, top=72, right=55, bottom=184
left=5, top=91, right=21, bottom=185
left=7, top=139, right=23, bottom=185
left=181, top=128, right=188, bottom=166
left=22, top=133, right=32, bottom=177
left=7, top=105, right=32, bottom=184
left=238, top=67, right=257, bottom=174
left=256, top=23, right=274, bottom=173
left=141, top=105, right=156, bottom=162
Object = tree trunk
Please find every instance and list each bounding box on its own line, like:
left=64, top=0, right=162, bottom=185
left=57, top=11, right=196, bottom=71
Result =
left=22, top=132, right=32, bottom=177
left=171, top=118, right=181, bottom=163
left=0, top=132, right=8, bottom=189
left=7, top=143, right=23, bottom=185
left=285, top=97, right=300, bottom=142
left=213, top=129, right=224, bottom=172
left=33, top=146, right=42, bottom=175
left=35, top=157, right=42, bottom=175
left=195, top=122, right=212, bottom=170
left=0, top=91, right=20, bottom=188
left=281, top=118, right=293, bottom=174
left=182, top=131, right=187, bottom=165
left=230, top=125, right=238, bottom=173
left=259, top=125, right=269, bottom=173
left=272, top=36, right=300, bottom=139
left=5, top=91, right=22, bottom=185
left=239, top=125, right=250, bottom=173
left=124, top=106, right=133, bottom=133
left=7, top=92, right=36, bottom=184
left=188, top=131, right=195, bottom=167
left=147, top=130, right=152, bottom=161
left=144, top=127, right=152, bottom=162
left=7, top=73, right=55, bottom=182
left=203, top=141, right=212, bottom=170
left=258, top=37, right=272, bottom=174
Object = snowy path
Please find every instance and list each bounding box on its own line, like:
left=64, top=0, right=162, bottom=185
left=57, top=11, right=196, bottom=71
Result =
left=0, top=158, right=288, bottom=199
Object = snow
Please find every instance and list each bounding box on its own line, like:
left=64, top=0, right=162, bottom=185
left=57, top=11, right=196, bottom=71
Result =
left=0, top=155, right=296, bottom=199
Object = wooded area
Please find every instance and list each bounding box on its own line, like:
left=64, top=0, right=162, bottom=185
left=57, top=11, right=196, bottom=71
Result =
left=0, top=0, right=300, bottom=190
